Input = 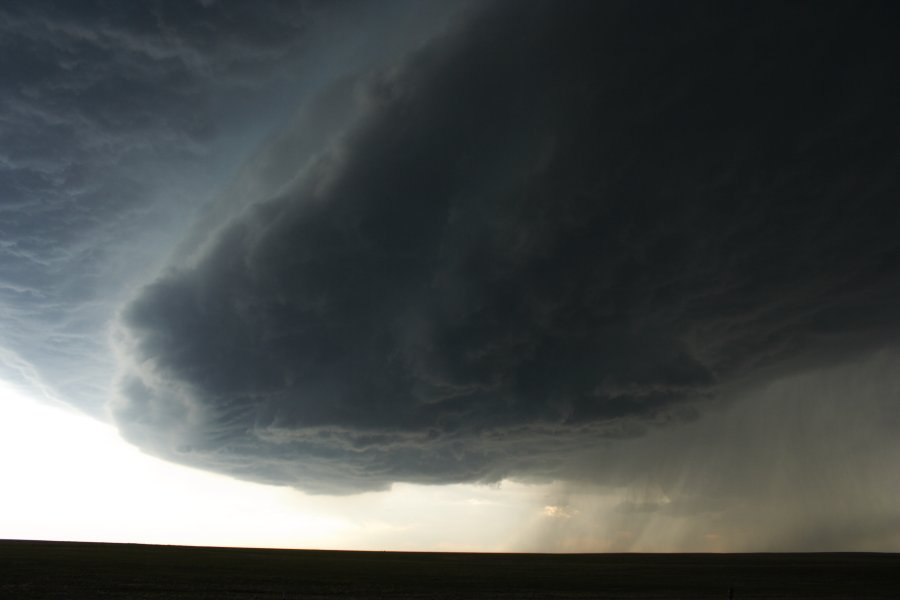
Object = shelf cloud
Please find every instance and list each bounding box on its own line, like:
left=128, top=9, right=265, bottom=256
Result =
left=112, top=1, right=900, bottom=494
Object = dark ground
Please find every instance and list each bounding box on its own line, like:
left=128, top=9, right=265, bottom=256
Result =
left=1, top=540, right=898, bottom=599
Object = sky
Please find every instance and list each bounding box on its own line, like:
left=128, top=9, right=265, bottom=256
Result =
left=1, top=0, right=899, bottom=552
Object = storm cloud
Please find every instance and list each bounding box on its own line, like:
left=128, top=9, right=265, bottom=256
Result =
left=114, top=1, right=900, bottom=493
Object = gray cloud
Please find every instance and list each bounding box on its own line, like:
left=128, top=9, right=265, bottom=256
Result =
left=0, top=0, right=449, bottom=412
left=112, top=1, right=900, bottom=494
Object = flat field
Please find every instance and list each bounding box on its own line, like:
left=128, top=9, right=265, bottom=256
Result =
left=2, top=540, right=898, bottom=599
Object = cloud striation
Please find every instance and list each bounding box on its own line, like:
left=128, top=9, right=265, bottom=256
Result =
left=114, top=1, right=900, bottom=494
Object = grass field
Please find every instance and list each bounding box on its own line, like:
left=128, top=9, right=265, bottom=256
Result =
left=2, top=540, right=898, bottom=599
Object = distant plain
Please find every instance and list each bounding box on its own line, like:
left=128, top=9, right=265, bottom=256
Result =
left=2, top=540, right=899, bottom=599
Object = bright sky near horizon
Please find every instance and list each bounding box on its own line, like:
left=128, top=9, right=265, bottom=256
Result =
left=0, top=379, right=549, bottom=551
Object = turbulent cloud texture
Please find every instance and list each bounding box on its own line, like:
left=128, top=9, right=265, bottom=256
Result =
left=0, top=0, right=434, bottom=411
left=114, top=1, right=900, bottom=493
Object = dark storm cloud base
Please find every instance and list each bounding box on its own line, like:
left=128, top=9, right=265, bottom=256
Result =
left=115, top=1, right=900, bottom=492
left=3, top=540, right=900, bottom=599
